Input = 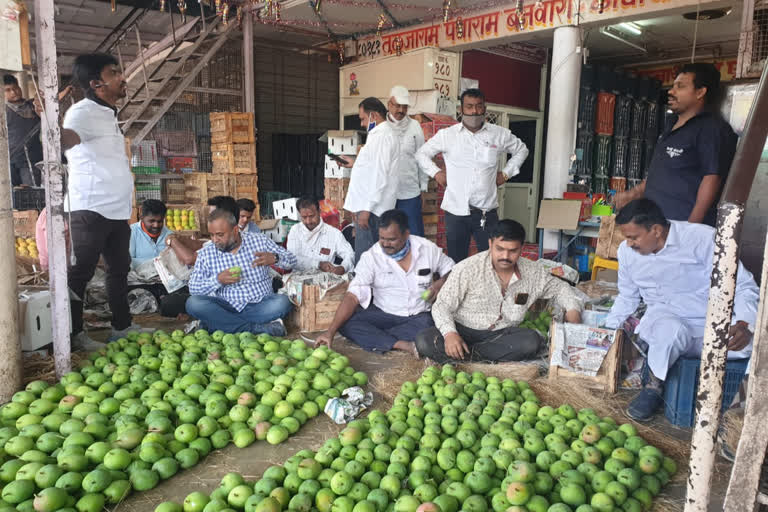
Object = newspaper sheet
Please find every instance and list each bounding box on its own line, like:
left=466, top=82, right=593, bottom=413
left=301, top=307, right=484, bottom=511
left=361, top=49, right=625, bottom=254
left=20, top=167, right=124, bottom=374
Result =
left=281, top=270, right=349, bottom=306
left=550, top=322, right=618, bottom=377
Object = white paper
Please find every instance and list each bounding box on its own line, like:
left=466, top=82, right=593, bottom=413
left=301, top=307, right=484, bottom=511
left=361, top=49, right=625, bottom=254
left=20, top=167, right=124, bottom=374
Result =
left=551, top=322, right=618, bottom=377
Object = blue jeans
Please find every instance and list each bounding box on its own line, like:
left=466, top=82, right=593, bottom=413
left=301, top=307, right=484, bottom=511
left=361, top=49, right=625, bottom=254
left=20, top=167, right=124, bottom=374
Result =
left=185, top=294, right=292, bottom=334
left=353, top=213, right=380, bottom=263
left=339, top=305, right=434, bottom=352
left=396, top=196, right=424, bottom=237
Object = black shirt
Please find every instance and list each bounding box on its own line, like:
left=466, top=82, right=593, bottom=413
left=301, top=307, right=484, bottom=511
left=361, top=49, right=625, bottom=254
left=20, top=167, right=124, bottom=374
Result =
left=644, top=110, right=737, bottom=226
left=5, top=100, right=43, bottom=166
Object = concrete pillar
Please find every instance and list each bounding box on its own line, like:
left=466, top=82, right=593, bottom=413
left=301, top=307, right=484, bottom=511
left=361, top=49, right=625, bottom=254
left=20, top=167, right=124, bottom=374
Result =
left=541, top=26, right=581, bottom=248
left=243, top=11, right=255, bottom=114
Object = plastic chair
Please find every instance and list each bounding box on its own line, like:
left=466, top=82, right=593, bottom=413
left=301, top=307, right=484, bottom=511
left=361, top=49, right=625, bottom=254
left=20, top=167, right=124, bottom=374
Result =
left=591, top=256, right=619, bottom=281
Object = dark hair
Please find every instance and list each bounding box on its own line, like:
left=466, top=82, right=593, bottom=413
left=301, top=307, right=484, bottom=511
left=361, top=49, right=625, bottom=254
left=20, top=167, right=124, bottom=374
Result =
left=208, top=208, right=237, bottom=227
left=460, top=88, right=485, bottom=106
left=296, top=196, right=319, bottom=212
left=236, top=198, right=256, bottom=213
left=207, top=196, right=239, bottom=219
left=679, top=63, right=722, bottom=106
left=72, top=53, right=119, bottom=92
left=358, top=97, right=387, bottom=119
left=615, top=198, right=670, bottom=230
left=379, top=209, right=410, bottom=234
left=141, top=199, right=167, bottom=218
left=489, top=219, right=526, bottom=244
left=3, top=74, right=18, bottom=87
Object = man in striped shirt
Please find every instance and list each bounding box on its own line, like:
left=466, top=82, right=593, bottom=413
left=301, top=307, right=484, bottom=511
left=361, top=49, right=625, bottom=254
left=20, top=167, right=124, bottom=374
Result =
left=186, top=208, right=297, bottom=335
left=286, top=196, right=355, bottom=275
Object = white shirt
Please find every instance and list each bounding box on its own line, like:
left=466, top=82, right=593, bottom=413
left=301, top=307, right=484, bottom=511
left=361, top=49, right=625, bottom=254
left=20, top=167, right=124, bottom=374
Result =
left=348, top=235, right=455, bottom=317
left=286, top=220, right=355, bottom=273
left=388, top=115, right=428, bottom=200
left=415, top=122, right=529, bottom=216
left=605, top=221, right=759, bottom=333
left=343, top=122, right=400, bottom=216
left=63, top=98, right=134, bottom=220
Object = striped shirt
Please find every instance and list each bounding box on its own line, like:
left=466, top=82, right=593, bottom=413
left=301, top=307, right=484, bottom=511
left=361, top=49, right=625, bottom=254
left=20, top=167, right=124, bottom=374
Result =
left=189, top=232, right=297, bottom=311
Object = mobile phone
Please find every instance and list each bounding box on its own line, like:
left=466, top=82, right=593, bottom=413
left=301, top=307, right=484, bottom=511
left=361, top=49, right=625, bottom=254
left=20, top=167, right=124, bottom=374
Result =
left=328, top=153, right=346, bottom=164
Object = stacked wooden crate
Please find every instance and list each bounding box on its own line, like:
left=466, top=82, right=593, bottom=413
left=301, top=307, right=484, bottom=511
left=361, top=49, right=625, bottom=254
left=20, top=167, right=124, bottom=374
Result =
left=209, top=112, right=259, bottom=218
left=324, top=131, right=359, bottom=223
left=422, top=179, right=440, bottom=244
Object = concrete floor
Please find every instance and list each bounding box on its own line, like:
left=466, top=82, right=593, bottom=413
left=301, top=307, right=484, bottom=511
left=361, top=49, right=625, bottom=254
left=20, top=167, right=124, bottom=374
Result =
left=78, top=315, right=732, bottom=512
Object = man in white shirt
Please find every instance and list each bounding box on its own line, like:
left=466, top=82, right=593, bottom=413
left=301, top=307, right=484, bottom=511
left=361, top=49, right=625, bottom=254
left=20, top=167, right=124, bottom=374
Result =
left=316, top=209, right=454, bottom=354
left=604, top=199, right=757, bottom=421
left=63, top=53, right=139, bottom=350
left=286, top=196, right=355, bottom=274
left=388, top=86, right=427, bottom=236
left=416, top=88, right=529, bottom=263
left=341, top=97, right=400, bottom=262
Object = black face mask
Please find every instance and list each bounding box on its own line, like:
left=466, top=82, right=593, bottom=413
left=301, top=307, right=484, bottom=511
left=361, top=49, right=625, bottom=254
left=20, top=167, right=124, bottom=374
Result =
left=216, top=238, right=239, bottom=253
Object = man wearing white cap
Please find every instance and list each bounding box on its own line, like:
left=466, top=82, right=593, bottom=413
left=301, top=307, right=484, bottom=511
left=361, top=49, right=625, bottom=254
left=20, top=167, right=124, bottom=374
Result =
left=388, top=86, right=428, bottom=236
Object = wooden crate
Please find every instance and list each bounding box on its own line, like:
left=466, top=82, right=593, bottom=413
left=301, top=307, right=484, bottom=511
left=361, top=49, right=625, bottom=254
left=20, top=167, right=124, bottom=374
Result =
left=166, top=203, right=205, bottom=235
left=422, top=192, right=439, bottom=214
left=13, top=210, right=38, bottom=238
left=165, top=179, right=187, bottom=204
left=548, top=321, right=624, bottom=394
left=324, top=178, right=350, bottom=212
left=211, top=143, right=257, bottom=175
left=596, top=214, right=626, bottom=260
left=183, top=173, right=236, bottom=205
left=424, top=223, right=438, bottom=237
left=288, top=282, right=348, bottom=332
left=210, top=113, right=255, bottom=144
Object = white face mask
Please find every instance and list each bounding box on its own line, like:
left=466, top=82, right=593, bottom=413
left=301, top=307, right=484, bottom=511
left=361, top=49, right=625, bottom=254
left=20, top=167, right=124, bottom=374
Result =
left=463, top=114, right=484, bottom=130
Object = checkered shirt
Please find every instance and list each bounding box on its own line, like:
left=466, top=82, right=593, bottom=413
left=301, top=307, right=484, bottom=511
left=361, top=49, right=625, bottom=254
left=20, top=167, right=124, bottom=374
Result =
left=189, top=232, right=297, bottom=311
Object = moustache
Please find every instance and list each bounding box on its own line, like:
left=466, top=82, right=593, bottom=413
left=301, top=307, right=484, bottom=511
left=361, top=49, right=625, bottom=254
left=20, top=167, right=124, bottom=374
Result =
left=498, top=259, right=513, bottom=264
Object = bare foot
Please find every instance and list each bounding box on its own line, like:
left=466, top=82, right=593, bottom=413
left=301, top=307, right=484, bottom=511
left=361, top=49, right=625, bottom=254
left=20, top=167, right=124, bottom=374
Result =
left=393, top=340, right=419, bottom=358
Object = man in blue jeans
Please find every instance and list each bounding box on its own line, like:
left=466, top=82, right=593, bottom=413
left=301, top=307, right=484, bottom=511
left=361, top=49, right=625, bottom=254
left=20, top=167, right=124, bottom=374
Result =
left=186, top=208, right=297, bottom=334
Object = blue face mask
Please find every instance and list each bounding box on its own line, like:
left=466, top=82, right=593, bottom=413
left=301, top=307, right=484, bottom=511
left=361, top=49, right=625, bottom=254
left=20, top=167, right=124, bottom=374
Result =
left=367, top=115, right=376, bottom=132
left=387, top=238, right=411, bottom=262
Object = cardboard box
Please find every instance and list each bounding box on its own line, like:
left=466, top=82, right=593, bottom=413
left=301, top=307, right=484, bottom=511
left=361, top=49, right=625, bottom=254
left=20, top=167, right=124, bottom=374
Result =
left=288, top=282, right=348, bottom=332
left=324, top=156, right=352, bottom=179
left=13, top=210, right=38, bottom=238
left=536, top=199, right=582, bottom=231
left=327, top=131, right=362, bottom=155
left=18, top=288, right=52, bottom=352
left=130, top=140, right=158, bottom=167
left=596, top=215, right=626, bottom=260
left=258, top=218, right=296, bottom=244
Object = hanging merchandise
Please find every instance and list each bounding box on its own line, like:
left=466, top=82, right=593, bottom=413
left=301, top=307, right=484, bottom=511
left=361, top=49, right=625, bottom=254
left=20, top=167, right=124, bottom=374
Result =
left=275, top=2, right=281, bottom=21
left=215, top=0, right=222, bottom=15
left=455, top=18, right=464, bottom=39
left=337, top=41, right=345, bottom=64
left=377, top=13, right=386, bottom=36
left=236, top=5, right=242, bottom=24
left=160, top=0, right=165, bottom=11
left=516, top=0, right=525, bottom=30
left=178, top=0, right=187, bottom=22
left=598, top=0, right=604, bottom=13
left=314, top=0, right=321, bottom=13
left=221, top=1, right=230, bottom=24
left=111, top=0, right=116, bottom=11
left=393, top=35, right=403, bottom=55
left=442, top=0, right=450, bottom=22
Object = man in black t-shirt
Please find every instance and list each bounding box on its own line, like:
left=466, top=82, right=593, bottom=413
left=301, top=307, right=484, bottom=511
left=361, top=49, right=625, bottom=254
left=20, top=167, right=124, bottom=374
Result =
left=4, top=74, right=43, bottom=186
left=614, top=63, right=736, bottom=226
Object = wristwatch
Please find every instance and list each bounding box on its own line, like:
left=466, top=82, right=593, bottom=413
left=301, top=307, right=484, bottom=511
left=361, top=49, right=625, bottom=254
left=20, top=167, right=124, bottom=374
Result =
left=273, top=252, right=279, bottom=265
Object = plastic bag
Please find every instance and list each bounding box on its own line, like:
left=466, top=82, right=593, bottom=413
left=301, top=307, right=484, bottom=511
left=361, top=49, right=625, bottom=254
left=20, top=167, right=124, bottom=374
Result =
left=127, top=288, right=159, bottom=315
left=324, top=387, right=373, bottom=424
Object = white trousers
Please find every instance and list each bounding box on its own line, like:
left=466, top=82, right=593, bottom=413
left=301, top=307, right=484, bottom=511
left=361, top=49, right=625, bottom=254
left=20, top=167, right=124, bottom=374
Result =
left=636, top=306, right=752, bottom=381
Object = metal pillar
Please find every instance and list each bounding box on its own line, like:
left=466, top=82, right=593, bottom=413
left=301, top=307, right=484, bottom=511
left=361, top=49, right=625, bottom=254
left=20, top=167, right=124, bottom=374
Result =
left=541, top=26, right=581, bottom=248
left=34, top=0, right=71, bottom=376
left=0, top=86, right=23, bottom=402
left=243, top=11, right=255, bottom=114
left=684, top=54, right=768, bottom=512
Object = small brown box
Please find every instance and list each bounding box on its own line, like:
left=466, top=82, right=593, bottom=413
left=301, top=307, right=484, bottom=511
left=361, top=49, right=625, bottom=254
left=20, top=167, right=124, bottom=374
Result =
left=13, top=210, right=38, bottom=238
left=211, top=143, right=257, bottom=175
left=324, top=178, right=351, bottom=213
left=210, top=112, right=255, bottom=144
left=288, top=282, right=348, bottom=332
left=596, top=215, right=626, bottom=260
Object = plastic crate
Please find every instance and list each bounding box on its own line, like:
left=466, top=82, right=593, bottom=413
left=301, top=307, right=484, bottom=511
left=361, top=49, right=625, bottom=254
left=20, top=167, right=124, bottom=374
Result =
left=595, top=92, right=616, bottom=135
left=664, top=357, right=749, bottom=428
left=12, top=188, right=45, bottom=211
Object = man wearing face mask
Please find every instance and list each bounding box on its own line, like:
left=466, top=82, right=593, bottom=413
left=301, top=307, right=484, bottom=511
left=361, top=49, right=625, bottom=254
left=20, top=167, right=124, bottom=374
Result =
left=186, top=208, right=297, bottom=335
left=416, top=89, right=529, bottom=263
left=387, top=86, right=428, bottom=236
left=315, top=209, right=454, bottom=355
left=340, top=97, right=400, bottom=262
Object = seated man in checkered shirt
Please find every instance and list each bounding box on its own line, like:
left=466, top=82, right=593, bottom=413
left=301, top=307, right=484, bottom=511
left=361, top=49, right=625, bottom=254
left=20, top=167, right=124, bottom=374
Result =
left=186, top=208, right=297, bottom=335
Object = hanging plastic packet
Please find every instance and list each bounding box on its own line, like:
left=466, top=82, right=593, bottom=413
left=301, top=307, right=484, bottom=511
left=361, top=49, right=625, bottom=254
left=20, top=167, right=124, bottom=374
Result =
left=324, top=387, right=373, bottom=424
